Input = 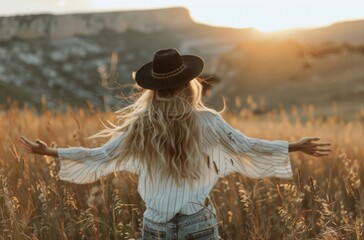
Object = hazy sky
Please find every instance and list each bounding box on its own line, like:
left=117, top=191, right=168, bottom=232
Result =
left=1, top=0, right=363, bottom=31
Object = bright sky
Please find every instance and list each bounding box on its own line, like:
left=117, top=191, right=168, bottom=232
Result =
left=1, top=0, right=363, bottom=32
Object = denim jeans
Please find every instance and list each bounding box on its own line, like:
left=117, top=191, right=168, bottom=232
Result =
left=142, top=200, right=219, bottom=240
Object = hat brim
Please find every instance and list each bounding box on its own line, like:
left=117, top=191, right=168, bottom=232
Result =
left=135, top=55, right=204, bottom=90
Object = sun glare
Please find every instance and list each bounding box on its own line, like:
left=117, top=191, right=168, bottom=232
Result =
left=1, top=0, right=364, bottom=32
left=251, top=24, right=305, bottom=33
left=58, top=0, right=65, bottom=7
left=187, top=8, right=302, bottom=33
left=183, top=1, right=364, bottom=32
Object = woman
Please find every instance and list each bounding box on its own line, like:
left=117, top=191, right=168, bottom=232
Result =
left=20, top=48, right=331, bottom=239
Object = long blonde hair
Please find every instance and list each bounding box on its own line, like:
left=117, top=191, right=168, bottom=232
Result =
left=92, top=78, right=224, bottom=186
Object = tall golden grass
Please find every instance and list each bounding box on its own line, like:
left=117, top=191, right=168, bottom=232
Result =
left=0, top=100, right=363, bottom=239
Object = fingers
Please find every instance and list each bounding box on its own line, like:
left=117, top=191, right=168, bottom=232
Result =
left=19, top=138, right=32, bottom=152
left=306, top=137, right=320, bottom=142
left=307, top=148, right=331, bottom=157
left=23, top=146, right=33, bottom=153
left=20, top=136, right=39, bottom=154
left=19, top=141, right=33, bottom=153
left=312, top=148, right=332, bottom=157
left=301, top=146, right=332, bottom=158
left=316, top=148, right=331, bottom=152
left=302, top=137, right=332, bottom=150
left=20, top=136, right=33, bottom=145
left=312, top=142, right=331, bottom=147
left=36, top=139, right=47, bottom=148
left=299, top=136, right=333, bottom=158
left=301, top=145, right=332, bottom=152
left=20, top=137, right=31, bottom=148
left=303, top=137, right=331, bottom=145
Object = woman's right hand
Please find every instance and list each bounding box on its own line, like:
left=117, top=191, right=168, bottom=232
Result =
left=289, top=137, right=331, bottom=157
left=20, top=136, right=58, bottom=157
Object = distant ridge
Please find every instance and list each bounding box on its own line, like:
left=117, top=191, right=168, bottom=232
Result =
left=0, top=7, right=194, bottom=41
left=265, top=19, right=364, bottom=44
left=294, top=20, right=364, bottom=44
left=1, top=7, right=364, bottom=43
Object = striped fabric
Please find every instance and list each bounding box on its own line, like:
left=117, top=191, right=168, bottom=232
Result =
left=57, top=111, right=293, bottom=223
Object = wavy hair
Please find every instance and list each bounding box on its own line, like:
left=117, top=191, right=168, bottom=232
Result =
left=91, top=78, right=224, bottom=186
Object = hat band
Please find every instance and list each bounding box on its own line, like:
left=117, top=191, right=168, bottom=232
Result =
left=151, top=63, right=186, bottom=79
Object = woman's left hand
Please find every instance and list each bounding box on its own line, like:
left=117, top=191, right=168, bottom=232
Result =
left=289, top=137, right=331, bottom=157
left=20, top=136, right=58, bottom=157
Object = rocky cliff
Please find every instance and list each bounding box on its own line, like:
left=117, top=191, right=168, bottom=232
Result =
left=0, top=7, right=194, bottom=41
left=0, top=8, right=254, bottom=109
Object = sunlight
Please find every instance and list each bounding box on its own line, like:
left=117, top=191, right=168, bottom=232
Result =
left=58, top=0, right=65, bottom=7
left=185, top=1, right=359, bottom=32
left=1, top=0, right=364, bottom=32
left=73, top=0, right=364, bottom=32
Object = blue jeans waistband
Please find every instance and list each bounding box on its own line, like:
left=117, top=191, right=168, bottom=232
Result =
left=142, top=199, right=219, bottom=240
left=143, top=197, right=216, bottom=227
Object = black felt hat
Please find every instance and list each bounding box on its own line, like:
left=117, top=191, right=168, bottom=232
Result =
left=134, top=48, right=204, bottom=90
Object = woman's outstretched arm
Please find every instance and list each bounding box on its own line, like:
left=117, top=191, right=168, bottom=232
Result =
left=20, top=134, right=140, bottom=184
left=209, top=113, right=331, bottom=179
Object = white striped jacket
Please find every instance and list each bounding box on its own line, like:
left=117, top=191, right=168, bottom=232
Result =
left=57, top=111, right=293, bottom=223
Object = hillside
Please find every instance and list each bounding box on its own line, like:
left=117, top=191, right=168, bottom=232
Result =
left=0, top=7, right=363, bottom=120
left=208, top=40, right=364, bottom=120
left=291, top=20, right=364, bottom=44
left=0, top=8, right=257, bottom=109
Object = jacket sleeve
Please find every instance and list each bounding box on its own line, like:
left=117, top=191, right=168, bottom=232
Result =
left=57, top=132, right=140, bottom=184
left=213, top=113, right=293, bottom=179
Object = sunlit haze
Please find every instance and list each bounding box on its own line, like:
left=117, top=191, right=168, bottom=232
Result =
left=1, top=0, right=364, bottom=32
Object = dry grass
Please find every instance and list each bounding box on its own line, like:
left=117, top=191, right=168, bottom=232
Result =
left=0, top=101, right=363, bottom=240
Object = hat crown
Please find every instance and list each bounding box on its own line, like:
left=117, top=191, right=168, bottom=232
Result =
left=152, top=49, right=184, bottom=74
left=135, top=48, right=204, bottom=90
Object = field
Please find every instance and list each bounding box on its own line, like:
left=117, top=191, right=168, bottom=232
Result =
left=0, top=102, right=363, bottom=240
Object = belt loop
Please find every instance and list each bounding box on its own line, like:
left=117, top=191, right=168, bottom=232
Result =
left=204, top=196, right=210, bottom=207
